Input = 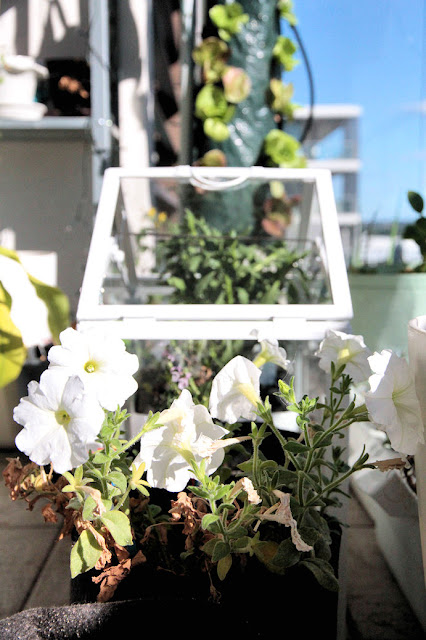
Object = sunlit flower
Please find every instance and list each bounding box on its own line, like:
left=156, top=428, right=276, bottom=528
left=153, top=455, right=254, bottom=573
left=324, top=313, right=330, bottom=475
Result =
left=47, top=327, right=139, bottom=411
left=365, top=350, right=425, bottom=455
left=315, top=330, right=372, bottom=383
left=209, top=355, right=261, bottom=424
left=133, top=389, right=228, bottom=492
left=259, top=490, right=312, bottom=552
left=14, top=370, right=105, bottom=474
left=251, top=329, right=290, bottom=370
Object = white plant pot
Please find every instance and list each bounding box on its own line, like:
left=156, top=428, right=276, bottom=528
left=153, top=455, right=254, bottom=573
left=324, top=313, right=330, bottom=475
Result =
left=0, top=55, right=48, bottom=120
left=350, top=423, right=426, bottom=630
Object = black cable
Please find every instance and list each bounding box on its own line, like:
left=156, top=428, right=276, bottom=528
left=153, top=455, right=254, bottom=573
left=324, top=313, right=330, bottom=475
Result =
left=290, top=23, right=315, bottom=143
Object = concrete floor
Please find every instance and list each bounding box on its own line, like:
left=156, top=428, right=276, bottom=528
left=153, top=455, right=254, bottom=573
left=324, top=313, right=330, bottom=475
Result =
left=0, top=449, right=424, bottom=639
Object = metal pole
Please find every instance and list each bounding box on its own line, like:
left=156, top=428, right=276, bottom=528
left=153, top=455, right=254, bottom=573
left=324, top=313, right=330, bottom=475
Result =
left=88, top=0, right=112, bottom=210
left=178, top=0, right=196, bottom=165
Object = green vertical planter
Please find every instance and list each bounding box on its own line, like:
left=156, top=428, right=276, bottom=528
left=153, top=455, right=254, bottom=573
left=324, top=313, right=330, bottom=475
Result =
left=348, top=273, right=426, bottom=356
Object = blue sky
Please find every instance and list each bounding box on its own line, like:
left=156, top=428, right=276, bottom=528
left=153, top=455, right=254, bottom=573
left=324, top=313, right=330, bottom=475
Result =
left=286, top=0, right=426, bottom=223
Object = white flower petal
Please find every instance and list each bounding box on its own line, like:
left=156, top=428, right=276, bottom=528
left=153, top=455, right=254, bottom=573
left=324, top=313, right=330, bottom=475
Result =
left=316, top=330, right=372, bottom=383
left=134, top=389, right=227, bottom=492
left=365, top=350, right=425, bottom=455
left=13, top=369, right=105, bottom=473
left=209, top=355, right=261, bottom=423
left=47, top=327, right=139, bottom=410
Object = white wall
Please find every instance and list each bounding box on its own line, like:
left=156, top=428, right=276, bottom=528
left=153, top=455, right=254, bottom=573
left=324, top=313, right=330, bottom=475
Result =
left=0, top=138, right=93, bottom=316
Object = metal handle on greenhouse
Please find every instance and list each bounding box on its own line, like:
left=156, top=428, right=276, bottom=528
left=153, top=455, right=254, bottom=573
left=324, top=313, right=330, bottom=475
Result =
left=188, top=174, right=249, bottom=191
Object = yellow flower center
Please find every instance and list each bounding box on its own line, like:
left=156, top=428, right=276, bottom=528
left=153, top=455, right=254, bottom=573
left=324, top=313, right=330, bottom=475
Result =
left=337, top=346, right=352, bottom=365
left=55, top=409, right=71, bottom=426
left=236, top=382, right=261, bottom=407
left=84, top=360, right=98, bottom=374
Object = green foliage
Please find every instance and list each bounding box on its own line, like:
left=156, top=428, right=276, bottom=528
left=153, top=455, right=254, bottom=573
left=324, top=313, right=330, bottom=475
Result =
left=27, top=276, right=70, bottom=344
left=209, top=2, right=249, bottom=42
left=405, top=190, right=426, bottom=271
left=278, top=0, right=298, bottom=26
left=0, top=247, right=70, bottom=388
left=154, top=208, right=307, bottom=305
left=0, top=282, right=26, bottom=387
left=192, top=37, right=229, bottom=83
left=263, top=130, right=306, bottom=168
left=268, top=79, right=298, bottom=118
left=272, top=36, right=299, bottom=71
left=195, top=84, right=229, bottom=121
left=192, top=1, right=303, bottom=160
left=10, top=351, right=376, bottom=599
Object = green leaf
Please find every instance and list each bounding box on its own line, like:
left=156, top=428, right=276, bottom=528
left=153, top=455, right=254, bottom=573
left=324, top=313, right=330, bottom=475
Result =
left=0, top=282, right=26, bottom=388
left=283, top=440, right=310, bottom=453
left=271, top=538, right=301, bottom=571
left=252, top=541, right=279, bottom=566
left=82, top=495, right=97, bottom=521
left=300, top=558, right=339, bottom=592
left=100, top=510, right=133, bottom=546
left=28, top=276, right=70, bottom=344
left=168, top=276, right=186, bottom=292
left=107, top=471, right=128, bottom=494
left=212, top=541, right=231, bottom=563
left=217, top=554, right=232, bottom=581
left=201, top=513, right=221, bottom=530
left=209, top=3, right=249, bottom=41
left=91, top=451, right=110, bottom=464
left=203, top=117, right=230, bottom=142
left=195, top=84, right=228, bottom=121
left=70, top=529, right=103, bottom=578
left=200, top=538, right=218, bottom=557
left=407, top=190, right=424, bottom=214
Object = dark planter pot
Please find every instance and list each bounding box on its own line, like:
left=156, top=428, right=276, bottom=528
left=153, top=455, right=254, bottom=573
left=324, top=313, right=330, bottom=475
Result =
left=0, top=524, right=341, bottom=640
left=70, top=525, right=342, bottom=639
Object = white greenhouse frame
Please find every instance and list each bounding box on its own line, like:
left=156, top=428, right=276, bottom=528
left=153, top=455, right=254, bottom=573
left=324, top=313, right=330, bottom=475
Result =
left=76, top=166, right=353, bottom=340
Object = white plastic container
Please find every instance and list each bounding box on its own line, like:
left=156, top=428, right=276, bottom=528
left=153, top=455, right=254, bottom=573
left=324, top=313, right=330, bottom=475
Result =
left=0, top=54, right=48, bottom=119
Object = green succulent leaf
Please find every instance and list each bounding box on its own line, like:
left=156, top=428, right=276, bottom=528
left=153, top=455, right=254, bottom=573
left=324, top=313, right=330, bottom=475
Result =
left=195, top=84, right=228, bottom=121
left=278, top=0, right=298, bottom=26
left=209, top=3, right=249, bottom=42
left=222, top=66, right=251, bottom=104
left=203, top=117, right=230, bottom=141
left=264, top=129, right=306, bottom=168
left=273, top=35, right=299, bottom=71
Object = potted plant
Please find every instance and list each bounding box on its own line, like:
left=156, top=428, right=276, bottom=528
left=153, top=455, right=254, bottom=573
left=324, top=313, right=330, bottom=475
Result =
left=134, top=205, right=326, bottom=414
left=0, top=54, right=49, bottom=120
left=180, top=0, right=306, bottom=233
left=349, top=190, right=426, bottom=356
left=3, top=323, right=423, bottom=637
left=0, top=246, right=70, bottom=446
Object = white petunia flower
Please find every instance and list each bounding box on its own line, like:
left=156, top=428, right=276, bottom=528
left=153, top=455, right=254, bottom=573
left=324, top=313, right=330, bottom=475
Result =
left=47, top=327, right=139, bottom=411
left=365, top=349, right=425, bottom=455
left=13, top=369, right=105, bottom=474
left=315, top=329, right=372, bottom=383
left=209, top=355, right=262, bottom=424
left=251, top=329, right=290, bottom=370
left=133, top=389, right=228, bottom=492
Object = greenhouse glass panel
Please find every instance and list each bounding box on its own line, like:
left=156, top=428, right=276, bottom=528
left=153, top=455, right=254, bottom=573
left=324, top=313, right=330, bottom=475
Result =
left=77, top=166, right=352, bottom=340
